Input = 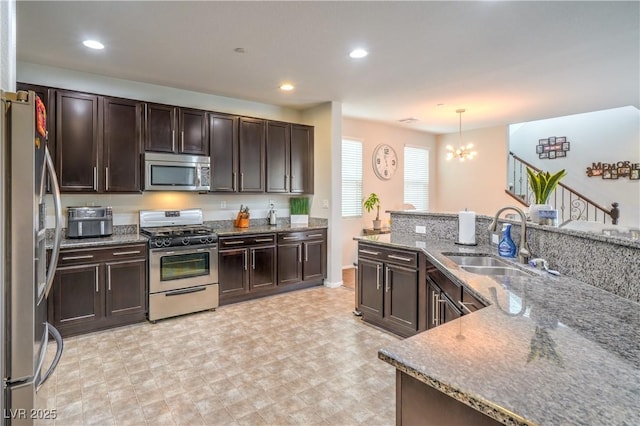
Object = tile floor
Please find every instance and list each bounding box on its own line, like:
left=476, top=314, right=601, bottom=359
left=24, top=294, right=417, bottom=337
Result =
left=38, top=286, right=399, bottom=425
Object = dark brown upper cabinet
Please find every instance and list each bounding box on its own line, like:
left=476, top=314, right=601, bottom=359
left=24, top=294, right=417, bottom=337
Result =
left=102, top=97, right=143, bottom=192
left=56, top=90, right=100, bottom=192
left=145, top=103, right=208, bottom=156
left=265, top=122, right=314, bottom=194
left=209, top=113, right=239, bottom=192
left=265, top=121, right=291, bottom=193
left=238, top=117, right=266, bottom=192
left=290, top=124, right=314, bottom=193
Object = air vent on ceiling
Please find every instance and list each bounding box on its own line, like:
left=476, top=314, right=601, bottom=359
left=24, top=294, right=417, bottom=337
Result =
left=398, top=117, right=419, bottom=124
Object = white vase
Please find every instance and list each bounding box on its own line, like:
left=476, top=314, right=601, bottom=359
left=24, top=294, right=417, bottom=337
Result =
left=529, top=204, right=552, bottom=224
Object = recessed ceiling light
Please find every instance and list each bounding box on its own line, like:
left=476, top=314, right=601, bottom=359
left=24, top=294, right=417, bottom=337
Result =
left=398, top=117, right=419, bottom=124
left=280, top=83, right=295, bottom=91
left=83, top=40, right=104, bottom=50
left=349, top=48, right=368, bottom=59
left=234, top=47, right=246, bottom=54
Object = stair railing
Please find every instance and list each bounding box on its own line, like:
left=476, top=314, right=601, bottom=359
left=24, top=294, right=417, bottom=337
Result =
left=507, top=152, right=619, bottom=225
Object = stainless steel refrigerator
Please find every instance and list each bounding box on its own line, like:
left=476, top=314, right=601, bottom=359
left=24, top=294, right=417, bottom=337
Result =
left=1, top=90, right=63, bottom=425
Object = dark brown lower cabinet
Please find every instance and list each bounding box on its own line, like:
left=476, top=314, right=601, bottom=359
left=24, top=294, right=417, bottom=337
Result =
left=48, top=244, right=147, bottom=337
left=396, top=371, right=501, bottom=426
left=277, top=230, right=327, bottom=286
left=218, top=234, right=277, bottom=304
left=357, top=243, right=421, bottom=337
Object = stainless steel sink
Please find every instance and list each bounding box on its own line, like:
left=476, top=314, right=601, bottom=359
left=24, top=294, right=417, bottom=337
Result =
left=459, top=265, right=533, bottom=278
left=445, top=254, right=511, bottom=267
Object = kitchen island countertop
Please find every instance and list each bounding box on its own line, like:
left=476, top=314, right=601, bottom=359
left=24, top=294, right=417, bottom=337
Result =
left=355, top=233, right=640, bottom=426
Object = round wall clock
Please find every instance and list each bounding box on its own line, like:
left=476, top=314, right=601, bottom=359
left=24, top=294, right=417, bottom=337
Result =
left=373, top=144, right=398, bottom=180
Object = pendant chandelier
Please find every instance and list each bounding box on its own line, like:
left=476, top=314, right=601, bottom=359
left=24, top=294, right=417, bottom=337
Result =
left=446, top=109, right=477, bottom=162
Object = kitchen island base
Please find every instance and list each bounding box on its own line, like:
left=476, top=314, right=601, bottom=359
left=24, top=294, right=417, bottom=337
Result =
left=396, top=371, right=502, bottom=426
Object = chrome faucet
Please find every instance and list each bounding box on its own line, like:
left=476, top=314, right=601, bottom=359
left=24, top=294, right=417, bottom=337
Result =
left=488, top=206, right=531, bottom=264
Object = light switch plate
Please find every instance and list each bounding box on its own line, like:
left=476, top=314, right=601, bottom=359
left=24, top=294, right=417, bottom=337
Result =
left=322, top=199, right=329, bottom=209
left=220, top=201, right=227, bottom=208
left=415, top=225, right=426, bottom=234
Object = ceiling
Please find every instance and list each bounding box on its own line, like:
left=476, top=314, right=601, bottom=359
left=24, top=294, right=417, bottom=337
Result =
left=16, top=1, right=640, bottom=134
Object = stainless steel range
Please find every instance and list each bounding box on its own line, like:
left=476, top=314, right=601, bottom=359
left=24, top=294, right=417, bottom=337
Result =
left=139, top=208, right=218, bottom=322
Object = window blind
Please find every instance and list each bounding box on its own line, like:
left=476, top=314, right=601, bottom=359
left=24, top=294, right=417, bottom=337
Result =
left=342, top=139, right=363, bottom=217
left=404, top=146, right=429, bottom=210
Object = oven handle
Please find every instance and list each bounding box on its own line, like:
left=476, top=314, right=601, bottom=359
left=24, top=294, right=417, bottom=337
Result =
left=164, top=286, right=207, bottom=297
left=150, top=245, right=218, bottom=256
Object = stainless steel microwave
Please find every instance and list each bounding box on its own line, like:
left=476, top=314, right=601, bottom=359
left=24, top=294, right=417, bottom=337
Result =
left=144, top=152, right=211, bottom=191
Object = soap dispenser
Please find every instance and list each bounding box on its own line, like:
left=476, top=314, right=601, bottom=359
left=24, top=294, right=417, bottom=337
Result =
left=498, top=224, right=517, bottom=258
left=268, top=203, right=277, bottom=226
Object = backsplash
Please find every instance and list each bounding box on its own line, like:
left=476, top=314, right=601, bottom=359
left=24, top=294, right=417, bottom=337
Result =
left=390, top=211, right=640, bottom=303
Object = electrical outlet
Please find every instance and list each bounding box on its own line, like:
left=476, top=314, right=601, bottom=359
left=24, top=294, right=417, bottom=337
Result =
left=322, top=199, right=329, bottom=209
left=220, top=201, right=226, bottom=208
left=491, top=233, right=499, bottom=244
left=269, top=199, right=274, bottom=207
left=415, top=225, right=426, bottom=234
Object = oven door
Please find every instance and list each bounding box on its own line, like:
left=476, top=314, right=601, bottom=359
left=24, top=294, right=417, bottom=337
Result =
left=149, top=245, right=218, bottom=293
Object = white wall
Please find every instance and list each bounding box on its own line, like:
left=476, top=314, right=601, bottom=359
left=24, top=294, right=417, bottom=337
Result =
left=435, top=125, right=513, bottom=215
left=509, top=106, right=640, bottom=227
left=341, top=118, right=437, bottom=267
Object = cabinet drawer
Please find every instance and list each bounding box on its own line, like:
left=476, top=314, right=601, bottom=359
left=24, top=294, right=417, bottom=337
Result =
left=57, top=244, right=147, bottom=266
left=460, top=288, right=487, bottom=313
left=358, top=244, right=385, bottom=261
left=220, top=234, right=276, bottom=248
left=278, top=229, right=326, bottom=243
left=383, top=248, right=418, bottom=268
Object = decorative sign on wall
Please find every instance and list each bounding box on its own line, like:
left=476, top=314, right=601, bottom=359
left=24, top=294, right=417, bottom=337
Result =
left=586, top=161, right=640, bottom=180
left=536, top=137, right=570, bottom=159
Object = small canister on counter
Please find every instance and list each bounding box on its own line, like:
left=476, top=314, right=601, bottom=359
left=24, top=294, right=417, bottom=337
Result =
left=538, top=209, right=559, bottom=227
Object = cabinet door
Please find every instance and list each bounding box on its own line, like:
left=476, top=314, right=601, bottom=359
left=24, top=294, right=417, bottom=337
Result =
left=385, top=264, right=418, bottom=332
left=56, top=90, right=99, bottom=192
left=49, top=264, right=102, bottom=336
left=179, top=108, right=208, bottom=155
left=210, top=113, right=239, bottom=192
left=277, top=242, right=303, bottom=286
left=265, top=121, right=290, bottom=193
left=145, top=103, right=176, bottom=153
left=357, top=258, right=384, bottom=319
left=105, top=259, right=147, bottom=319
left=303, top=239, right=326, bottom=281
left=219, top=249, right=248, bottom=297
left=249, top=246, right=276, bottom=291
left=103, top=97, right=143, bottom=192
left=290, top=124, right=314, bottom=193
left=441, top=295, right=462, bottom=325
left=238, top=117, right=265, bottom=192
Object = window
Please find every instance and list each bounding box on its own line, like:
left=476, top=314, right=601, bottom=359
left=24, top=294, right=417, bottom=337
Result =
left=342, top=139, right=363, bottom=217
left=404, top=146, right=429, bottom=210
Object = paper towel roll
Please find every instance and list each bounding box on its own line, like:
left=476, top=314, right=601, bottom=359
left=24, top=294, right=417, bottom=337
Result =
left=458, top=210, right=476, bottom=245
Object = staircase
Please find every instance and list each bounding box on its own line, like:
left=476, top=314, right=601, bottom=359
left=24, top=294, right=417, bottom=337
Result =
left=506, top=152, right=619, bottom=225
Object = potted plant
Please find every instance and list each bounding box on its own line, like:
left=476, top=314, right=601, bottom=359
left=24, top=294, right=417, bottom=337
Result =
left=363, top=193, right=382, bottom=230
left=290, top=197, right=310, bottom=227
left=526, top=168, right=566, bottom=223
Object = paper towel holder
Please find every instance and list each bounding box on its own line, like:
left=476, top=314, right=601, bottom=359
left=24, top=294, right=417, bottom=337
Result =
left=456, top=208, right=478, bottom=246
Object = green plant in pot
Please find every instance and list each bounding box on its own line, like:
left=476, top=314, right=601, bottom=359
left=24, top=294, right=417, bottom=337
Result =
left=526, top=168, right=566, bottom=223
left=363, top=193, right=382, bottom=230
left=290, top=197, right=310, bottom=226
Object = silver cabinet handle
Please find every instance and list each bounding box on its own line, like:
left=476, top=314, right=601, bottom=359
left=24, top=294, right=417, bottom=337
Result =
left=252, top=250, right=256, bottom=269
left=376, top=264, right=381, bottom=290
left=95, top=266, right=99, bottom=293
left=224, top=240, right=245, bottom=245
left=385, top=267, right=390, bottom=293
left=360, top=249, right=379, bottom=256
left=282, top=236, right=297, bottom=240
left=105, top=167, right=109, bottom=191
left=172, top=129, right=176, bottom=152
left=284, top=174, right=288, bottom=191
left=459, top=301, right=474, bottom=315
left=307, top=234, right=323, bottom=238
left=388, top=254, right=413, bottom=262
left=298, top=246, right=302, bottom=263
left=181, top=130, right=185, bottom=152
left=243, top=250, right=248, bottom=270
left=240, top=173, right=244, bottom=191
left=431, top=292, right=437, bottom=326
left=107, top=265, right=112, bottom=291
left=255, top=238, right=273, bottom=243
left=232, top=172, right=237, bottom=191
left=113, top=250, right=142, bottom=256
left=304, top=243, right=308, bottom=262
left=62, top=254, right=94, bottom=261
left=93, top=166, right=98, bottom=191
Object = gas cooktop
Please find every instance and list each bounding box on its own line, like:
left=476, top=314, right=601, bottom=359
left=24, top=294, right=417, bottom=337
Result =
left=139, top=209, right=217, bottom=248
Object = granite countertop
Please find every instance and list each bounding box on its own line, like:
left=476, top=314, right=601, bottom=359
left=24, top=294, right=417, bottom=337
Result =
left=356, top=234, right=640, bottom=426
left=212, top=223, right=327, bottom=237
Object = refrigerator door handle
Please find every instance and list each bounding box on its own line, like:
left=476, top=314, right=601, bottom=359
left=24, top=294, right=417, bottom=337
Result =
left=43, top=146, right=63, bottom=300
left=35, top=323, right=64, bottom=392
